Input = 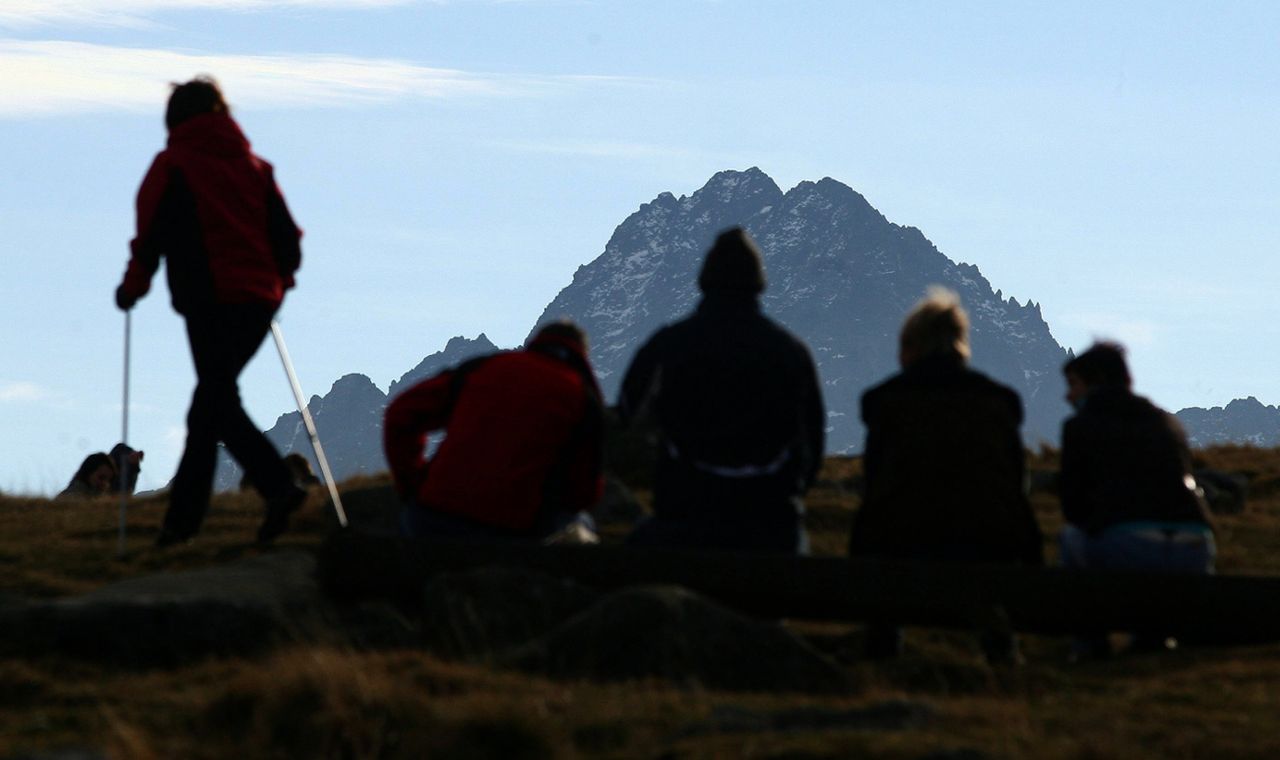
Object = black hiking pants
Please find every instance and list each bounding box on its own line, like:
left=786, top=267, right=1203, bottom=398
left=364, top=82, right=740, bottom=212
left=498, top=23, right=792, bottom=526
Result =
left=164, top=303, right=294, bottom=537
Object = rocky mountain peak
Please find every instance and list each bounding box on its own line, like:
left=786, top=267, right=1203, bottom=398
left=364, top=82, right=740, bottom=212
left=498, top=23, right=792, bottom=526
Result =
left=388, top=333, right=500, bottom=398
left=533, top=167, right=1072, bottom=450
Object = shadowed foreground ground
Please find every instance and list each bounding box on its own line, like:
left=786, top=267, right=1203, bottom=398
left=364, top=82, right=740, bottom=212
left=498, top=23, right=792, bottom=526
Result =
left=2, top=446, right=1280, bottom=759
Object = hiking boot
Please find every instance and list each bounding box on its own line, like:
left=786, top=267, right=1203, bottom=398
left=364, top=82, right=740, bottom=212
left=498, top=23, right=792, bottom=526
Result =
left=257, top=486, right=307, bottom=545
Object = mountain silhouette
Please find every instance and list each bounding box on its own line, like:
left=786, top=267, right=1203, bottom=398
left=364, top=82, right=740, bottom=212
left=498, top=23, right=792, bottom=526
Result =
left=531, top=167, right=1070, bottom=452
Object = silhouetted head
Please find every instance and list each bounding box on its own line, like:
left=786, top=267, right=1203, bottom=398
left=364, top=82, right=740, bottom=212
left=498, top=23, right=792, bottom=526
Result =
left=1063, top=341, right=1131, bottom=407
left=698, top=227, right=766, bottom=295
left=71, top=452, right=116, bottom=494
left=530, top=319, right=589, bottom=354
left=166, top=76, right=228, bottom=131
left=899, top=287, right=970, bottom=368
left=108, top=442, right=143, bottom=494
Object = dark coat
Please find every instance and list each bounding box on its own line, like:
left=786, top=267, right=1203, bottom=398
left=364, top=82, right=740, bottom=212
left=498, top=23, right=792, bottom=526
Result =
left=849, top=354, right=1043, bottom=565
left=617, top=293, right=825, bottom=524
left=1060, top=386, right=1213, bottom=535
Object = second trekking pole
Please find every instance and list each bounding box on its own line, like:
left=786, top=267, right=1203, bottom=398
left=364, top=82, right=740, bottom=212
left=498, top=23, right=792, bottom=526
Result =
left=117, top=310, right=131, bottom=557
left=269, top=320, right=349, bottom=528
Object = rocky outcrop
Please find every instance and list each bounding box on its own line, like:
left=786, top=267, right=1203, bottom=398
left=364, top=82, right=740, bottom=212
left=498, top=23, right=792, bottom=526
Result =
left=504, top=585, right=852, bottom=694
left=0, top=551, right=327, bottom=667
left=420, top=567, right=601, bottom=661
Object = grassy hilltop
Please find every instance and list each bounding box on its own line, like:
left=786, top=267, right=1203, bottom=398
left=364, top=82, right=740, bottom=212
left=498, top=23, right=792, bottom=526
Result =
left=3, top=447, right=1280, bottom=759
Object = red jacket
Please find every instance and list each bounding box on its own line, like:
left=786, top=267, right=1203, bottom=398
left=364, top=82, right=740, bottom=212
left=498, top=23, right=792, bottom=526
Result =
left=383, top=336, right=605, bottom=532
left=119, top=112, right=301, bottom=314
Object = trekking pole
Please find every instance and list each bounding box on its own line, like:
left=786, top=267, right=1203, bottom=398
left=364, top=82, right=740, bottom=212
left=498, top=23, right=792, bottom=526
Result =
left=117, top=310, right=131, bottom=558
left=269, top=320, right=349, bottom=527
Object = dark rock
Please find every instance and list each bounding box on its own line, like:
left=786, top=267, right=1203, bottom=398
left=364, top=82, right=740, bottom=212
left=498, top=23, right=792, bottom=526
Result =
left=505, top=585, right=852, bottom=693
left=335, top=600, right=421, bottom=650
left=334, top=482, right=401, bottom=533
left=420, top=566, right=601, bottom=661
left=0, top=550, right=328, bottom=667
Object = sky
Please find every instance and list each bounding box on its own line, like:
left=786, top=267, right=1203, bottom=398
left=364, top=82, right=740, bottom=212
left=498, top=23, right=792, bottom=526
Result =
left=2, top=1, right=1278, bottom=494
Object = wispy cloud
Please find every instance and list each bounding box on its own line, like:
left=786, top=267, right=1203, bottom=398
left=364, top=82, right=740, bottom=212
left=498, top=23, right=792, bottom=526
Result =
left=0, top=381, right=52, bottom=403
left=0, top=0, right=411, bottom=29
left=0, top=40, right=633, bottom=117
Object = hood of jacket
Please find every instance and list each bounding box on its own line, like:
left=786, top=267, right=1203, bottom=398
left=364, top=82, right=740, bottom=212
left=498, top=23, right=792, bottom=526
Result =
left=167, top=112, right=252, bottom=158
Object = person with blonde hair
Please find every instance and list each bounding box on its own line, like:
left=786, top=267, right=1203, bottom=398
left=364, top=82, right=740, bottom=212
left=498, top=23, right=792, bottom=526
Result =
left=849, top=288, right=1042, bottom=661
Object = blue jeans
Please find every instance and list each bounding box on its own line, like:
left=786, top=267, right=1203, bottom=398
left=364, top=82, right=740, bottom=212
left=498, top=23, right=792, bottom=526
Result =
left=1059, top=523, right=1216, bottom=574
left=1060, top=521, right=1215, bottom=655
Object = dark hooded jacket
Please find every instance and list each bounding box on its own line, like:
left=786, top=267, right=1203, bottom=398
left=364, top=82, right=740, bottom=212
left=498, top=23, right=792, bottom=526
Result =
left=1060, top=386, right=1213, bottom=535
left=118, top=112, right=301, bottom=314
left=618, top=292, right=826, bottom=523
left=849, top=354, right=1043, bottom=565
left=383, top=334, right=604, bottom=533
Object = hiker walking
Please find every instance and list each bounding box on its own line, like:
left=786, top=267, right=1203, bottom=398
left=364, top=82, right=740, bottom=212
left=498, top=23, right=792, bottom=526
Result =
left=114, top=77, right=307, bottom=546
left=617, top=227, right=826, bottom=553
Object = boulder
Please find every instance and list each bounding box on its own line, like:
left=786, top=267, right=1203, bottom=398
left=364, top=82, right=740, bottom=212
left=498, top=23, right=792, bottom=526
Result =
left=505, top=585, right=852, bottom=694
left=0, top=550, right=327, bottom=667
left=333, top=483, right=401, bottom=533
left=420, top=566, right=601, bottom=661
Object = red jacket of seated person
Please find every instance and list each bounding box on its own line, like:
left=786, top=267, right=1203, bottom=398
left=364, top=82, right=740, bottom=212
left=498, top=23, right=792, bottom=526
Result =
left=383, top=328, right=604, bottom=532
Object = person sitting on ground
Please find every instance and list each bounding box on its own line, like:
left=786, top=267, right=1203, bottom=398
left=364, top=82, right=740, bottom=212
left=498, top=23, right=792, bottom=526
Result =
left=284, top=453, right=321, bottom=487
left=57, top=453, right=117, bottom=501
left=383, top=320, right=604, bottom=541
left=1059, top=342, right=1215, bottom=654
left=848, top=288, right=1043, bottom=662
left=109, top=443, right=144, bottom=495
left=617, top=227, right=825, bottom=553
left=239, top=452, right=319, bottom=493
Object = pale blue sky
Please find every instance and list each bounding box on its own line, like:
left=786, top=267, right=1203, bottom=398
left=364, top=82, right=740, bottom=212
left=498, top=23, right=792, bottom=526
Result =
left=2, top=1, right=1278, bottom=493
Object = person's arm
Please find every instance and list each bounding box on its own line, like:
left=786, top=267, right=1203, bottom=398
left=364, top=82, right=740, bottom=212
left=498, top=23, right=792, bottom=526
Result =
left=1005, top=390, right=1044, bottom=566
left=616, top=332, right=663, bottom=424
left=847, top=390, right=882, bottom=556
left=563, top=389, right=606, bottom=513
left=1059, top=416, right=1091, bottom=531
left=263, top=162, right=302, bottom=289
left=800, top=345, right=826, bottom=488
left=116, top=154, right=173, bottom=310
left=383, top=371, right=455, bottom=502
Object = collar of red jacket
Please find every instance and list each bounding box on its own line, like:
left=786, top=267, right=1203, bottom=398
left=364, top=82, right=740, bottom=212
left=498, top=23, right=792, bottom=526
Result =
left=167, top=112, right=252, bottom=157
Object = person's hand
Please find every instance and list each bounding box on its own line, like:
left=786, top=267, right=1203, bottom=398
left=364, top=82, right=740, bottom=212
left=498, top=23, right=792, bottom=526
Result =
left=115, top=284, right=136, bottom=311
